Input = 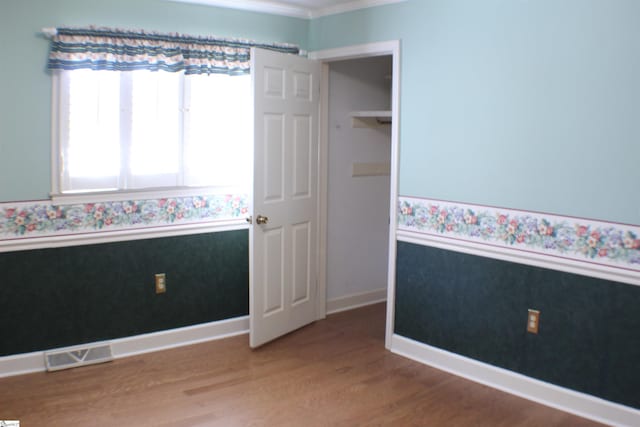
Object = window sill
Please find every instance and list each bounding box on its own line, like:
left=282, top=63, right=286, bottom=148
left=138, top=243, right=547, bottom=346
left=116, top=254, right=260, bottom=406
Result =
left=50, top=186, right=246, bottom=205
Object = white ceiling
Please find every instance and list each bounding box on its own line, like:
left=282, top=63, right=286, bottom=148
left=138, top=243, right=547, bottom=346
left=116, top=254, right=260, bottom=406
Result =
left=168, top=0, right=406, bottom=19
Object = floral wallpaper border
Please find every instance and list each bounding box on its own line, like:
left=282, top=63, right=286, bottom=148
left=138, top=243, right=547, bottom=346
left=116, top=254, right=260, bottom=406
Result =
left=398, top=196, right=640, bottom=272
left=0, top=194, right=249, bottom=241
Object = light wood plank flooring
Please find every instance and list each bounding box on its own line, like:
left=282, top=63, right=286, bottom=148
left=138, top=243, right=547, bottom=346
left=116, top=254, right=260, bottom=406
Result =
left=0, top=303, right=603, bottom=426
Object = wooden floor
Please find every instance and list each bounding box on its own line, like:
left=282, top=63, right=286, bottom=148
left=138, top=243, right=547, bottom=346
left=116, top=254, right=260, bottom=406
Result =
left=1, top=303, right=603, bottom=426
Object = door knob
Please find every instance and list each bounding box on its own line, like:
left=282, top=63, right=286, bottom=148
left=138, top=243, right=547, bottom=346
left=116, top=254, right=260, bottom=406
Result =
left=256, top=215, right=269, bottom=225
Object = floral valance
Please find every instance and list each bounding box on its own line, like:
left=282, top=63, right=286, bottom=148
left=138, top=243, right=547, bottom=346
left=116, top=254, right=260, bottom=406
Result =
left=47, top=26, right=299, bottom=75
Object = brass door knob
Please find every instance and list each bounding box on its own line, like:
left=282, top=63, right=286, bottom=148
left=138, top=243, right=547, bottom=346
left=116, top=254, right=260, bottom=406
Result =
left=256, top=215, right=269, bottom=225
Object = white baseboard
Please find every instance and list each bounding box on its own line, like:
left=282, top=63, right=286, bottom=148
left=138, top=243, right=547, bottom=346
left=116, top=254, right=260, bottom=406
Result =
left=0, top=316, right=249, bottom=378
left=0, top=350, right=45, bottom=378
left=391, top=334, right=640, bottom=427
left=326, top=288, right=387, bottom=315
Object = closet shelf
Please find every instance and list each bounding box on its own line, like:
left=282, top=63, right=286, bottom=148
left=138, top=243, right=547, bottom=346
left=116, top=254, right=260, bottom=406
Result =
left=350, top=110, right=392, bottom=128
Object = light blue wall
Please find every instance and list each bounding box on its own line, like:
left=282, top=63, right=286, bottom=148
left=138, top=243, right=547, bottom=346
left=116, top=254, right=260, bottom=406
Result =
left=310, top=0, right=640, bottom=225
left=3, top=0, right=639, bottom=225
left=0, top=0, right=307, bottom=202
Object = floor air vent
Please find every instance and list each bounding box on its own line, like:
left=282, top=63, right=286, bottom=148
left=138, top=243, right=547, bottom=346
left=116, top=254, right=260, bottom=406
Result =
left=44, top=342, right=113, bottom=371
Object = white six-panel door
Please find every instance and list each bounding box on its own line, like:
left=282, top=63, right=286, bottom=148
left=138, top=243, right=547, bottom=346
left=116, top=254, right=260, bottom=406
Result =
left=250, top=48, right=321, bottom=348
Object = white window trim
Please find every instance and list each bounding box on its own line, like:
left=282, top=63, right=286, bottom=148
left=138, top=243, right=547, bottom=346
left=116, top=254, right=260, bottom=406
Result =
left=50, top=72, right=62, bottom=198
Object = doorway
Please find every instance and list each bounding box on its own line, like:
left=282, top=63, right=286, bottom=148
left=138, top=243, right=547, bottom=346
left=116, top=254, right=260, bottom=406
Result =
left=248, top=42, right=400, bottom=349
left=311, top=41, right=400, bottom=349
left=325, top=56, right=392, bottom=310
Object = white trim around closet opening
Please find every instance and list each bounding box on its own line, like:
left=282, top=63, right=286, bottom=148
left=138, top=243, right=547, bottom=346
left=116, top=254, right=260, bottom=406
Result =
left=309, top=40, right=401, bottom=350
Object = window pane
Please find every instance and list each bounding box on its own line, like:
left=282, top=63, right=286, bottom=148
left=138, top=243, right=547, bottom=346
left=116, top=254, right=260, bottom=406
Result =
left=57, top=69, right=251, bottom=194
left=184, top=74, right=251, bottom=190
left=66, top=70, right=120, bottom=178
left=130, top=71, right=181, bottom=177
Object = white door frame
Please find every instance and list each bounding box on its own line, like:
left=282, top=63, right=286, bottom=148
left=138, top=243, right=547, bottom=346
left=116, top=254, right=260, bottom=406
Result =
left=309, top=40, right=401, bottom=349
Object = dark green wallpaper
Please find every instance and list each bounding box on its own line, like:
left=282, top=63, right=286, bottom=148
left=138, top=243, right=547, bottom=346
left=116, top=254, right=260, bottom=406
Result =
left=0, top=230, right=249, bottom=356
left=395, top=241, right=640, bottom=410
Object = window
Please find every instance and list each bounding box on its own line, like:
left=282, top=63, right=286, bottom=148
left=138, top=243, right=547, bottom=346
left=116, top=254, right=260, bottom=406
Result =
left=54, top=69, right=252, bottom=195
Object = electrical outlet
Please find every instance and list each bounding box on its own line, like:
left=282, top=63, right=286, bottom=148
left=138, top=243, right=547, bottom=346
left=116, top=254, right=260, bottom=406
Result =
left=527, top=309, right=540, bottom=334
left=155, top=273, right=166, bottom=294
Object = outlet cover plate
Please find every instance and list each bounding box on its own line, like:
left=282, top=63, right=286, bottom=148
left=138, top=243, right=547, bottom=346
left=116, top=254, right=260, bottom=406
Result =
left=527, top=309, right=540, bottom=334
left=155, top=273, right=166, bottom=294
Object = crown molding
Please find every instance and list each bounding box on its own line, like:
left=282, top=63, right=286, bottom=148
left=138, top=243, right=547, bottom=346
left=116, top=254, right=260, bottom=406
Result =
left=166, top=0, right=407, bottom=19
left=309, top=0, right=406, bottom=18
left=168, top=0, right=311, bottom=19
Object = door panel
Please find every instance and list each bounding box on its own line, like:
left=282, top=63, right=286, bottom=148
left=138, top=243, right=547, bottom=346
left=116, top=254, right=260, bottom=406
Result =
left=250, top=48, right=321, bottom=348
left=263, top=114, right=285, bottom=203
left=293, top=71, right=312, bottom=100
left=291, top=221, right=311, bottom=306
left=263, top=227, right=284, bottom=316
left=292, top=115, right=312, bottom=199
left=264, top=66, right=285, bottom=99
